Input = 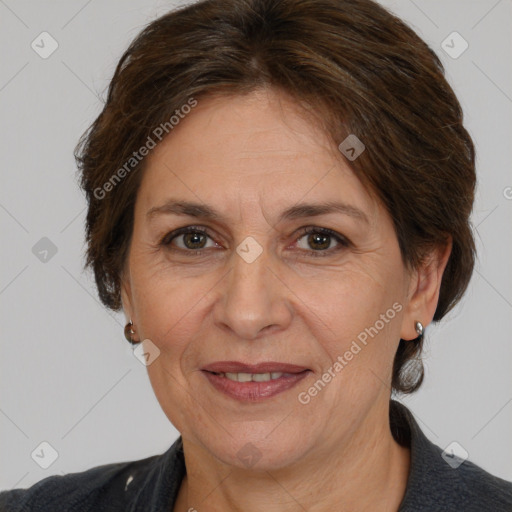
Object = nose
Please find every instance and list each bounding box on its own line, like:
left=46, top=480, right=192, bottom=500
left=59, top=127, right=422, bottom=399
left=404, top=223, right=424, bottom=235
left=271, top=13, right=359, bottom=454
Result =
left=213, top=239, right=294, bottom=340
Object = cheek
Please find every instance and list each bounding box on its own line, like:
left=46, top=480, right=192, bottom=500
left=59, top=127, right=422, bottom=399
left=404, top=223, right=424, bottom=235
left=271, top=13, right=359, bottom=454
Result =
left=298, top=271, right=405, bottom=409
left=299, top=261, right=404, bottom=333
left=130, top=266, right=215, bottom=432
left=291, top=262, right=406, bottom=391
left=131, top=256, right=217, bottom=342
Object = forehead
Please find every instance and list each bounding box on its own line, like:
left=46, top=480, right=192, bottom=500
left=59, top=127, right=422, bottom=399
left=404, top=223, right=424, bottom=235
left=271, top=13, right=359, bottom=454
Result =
left=136, top=88, right=378, bottom=224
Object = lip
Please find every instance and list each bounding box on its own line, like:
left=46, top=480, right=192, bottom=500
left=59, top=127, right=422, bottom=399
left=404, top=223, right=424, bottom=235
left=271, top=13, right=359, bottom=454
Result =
left=202, top=371, right=310, bottom=402
left=201, top=361, right=309, bottom=373
left=201, top=361, right=311, bottom=402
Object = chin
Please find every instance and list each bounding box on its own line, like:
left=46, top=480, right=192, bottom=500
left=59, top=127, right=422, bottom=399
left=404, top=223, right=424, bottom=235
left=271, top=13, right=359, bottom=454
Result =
left=203, top=427, right=313, bottom=471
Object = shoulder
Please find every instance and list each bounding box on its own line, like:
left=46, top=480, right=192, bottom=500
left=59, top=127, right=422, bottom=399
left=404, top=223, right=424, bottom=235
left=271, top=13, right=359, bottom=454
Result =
left=413, top=441, right=512, bottom=512
left=442, top=453, right=512, bottom=510
left=391, top=400, right=512, bottom=512
left=0, top=451, right=166, bottom=512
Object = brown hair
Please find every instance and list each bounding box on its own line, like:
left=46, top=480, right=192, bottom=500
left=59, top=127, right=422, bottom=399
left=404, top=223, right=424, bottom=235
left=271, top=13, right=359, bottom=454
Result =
left=75, top=0, right=476, bottom=394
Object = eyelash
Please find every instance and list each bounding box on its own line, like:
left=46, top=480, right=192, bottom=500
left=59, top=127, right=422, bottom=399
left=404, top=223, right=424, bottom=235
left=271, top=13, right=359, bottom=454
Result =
left=159, top=225, right=350, bottom=258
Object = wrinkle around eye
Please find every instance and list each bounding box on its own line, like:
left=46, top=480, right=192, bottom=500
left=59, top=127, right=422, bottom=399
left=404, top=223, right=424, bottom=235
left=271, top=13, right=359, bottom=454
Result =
left=144, top=217, right=374, bottom=259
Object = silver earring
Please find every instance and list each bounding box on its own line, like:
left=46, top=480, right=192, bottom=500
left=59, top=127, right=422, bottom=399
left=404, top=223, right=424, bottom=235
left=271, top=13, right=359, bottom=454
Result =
left=414, top=321, right=424, bottom=337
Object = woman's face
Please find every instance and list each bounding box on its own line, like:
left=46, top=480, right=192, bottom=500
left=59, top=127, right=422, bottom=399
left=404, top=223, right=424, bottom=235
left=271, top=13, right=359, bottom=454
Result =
left=121, top=88, right=419, bottom=470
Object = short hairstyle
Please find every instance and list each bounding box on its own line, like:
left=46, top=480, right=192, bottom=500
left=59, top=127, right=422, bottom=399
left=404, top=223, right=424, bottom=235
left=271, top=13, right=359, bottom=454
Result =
left=75, top=0, right=476, bottom=394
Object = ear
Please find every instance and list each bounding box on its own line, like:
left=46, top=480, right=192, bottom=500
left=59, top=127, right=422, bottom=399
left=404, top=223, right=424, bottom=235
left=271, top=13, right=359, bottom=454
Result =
left=400, top=237, right=452, bottom=341
left=120, top=269, right=134, bottom=324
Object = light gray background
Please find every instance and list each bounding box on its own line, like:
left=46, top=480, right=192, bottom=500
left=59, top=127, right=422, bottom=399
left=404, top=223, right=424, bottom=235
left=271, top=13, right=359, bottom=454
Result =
left=1, top=0, right=511, bottom=490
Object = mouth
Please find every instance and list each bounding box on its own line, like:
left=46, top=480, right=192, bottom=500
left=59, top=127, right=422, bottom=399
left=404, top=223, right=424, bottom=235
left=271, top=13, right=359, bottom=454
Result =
left=201, top=361, right=311, bottom=401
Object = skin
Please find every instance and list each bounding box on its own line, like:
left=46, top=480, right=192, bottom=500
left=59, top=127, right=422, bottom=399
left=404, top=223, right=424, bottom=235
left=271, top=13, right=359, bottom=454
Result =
left=121, top=86, right=451, bottom=511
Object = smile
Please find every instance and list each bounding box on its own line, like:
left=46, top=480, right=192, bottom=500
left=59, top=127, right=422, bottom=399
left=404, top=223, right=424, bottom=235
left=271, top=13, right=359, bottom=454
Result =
left=212, top=371, right=288, bottom=382
left=202, top=369, right=310, bottom=401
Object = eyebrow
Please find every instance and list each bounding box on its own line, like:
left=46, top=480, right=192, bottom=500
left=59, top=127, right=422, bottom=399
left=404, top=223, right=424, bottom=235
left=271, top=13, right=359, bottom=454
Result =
left=146, top=199, right=369, bottom=224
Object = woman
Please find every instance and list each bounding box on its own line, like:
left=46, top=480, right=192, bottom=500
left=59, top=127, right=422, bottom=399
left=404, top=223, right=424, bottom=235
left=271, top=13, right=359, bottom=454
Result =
left=1, top=0, right=511, bottom=510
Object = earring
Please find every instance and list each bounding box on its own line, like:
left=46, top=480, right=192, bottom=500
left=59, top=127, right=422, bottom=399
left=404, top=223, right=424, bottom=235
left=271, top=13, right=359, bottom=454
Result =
left=124, top=320, right=140, bottom=345
left=414, top=321, right=424, bottom=338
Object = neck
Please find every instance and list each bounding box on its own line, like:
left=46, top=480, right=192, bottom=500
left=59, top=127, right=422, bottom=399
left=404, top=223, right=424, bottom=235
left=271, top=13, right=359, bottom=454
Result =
left=174, top=399, right=410, bottom=512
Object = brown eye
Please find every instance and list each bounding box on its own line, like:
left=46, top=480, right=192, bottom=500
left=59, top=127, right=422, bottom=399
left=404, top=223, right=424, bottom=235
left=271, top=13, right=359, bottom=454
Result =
left=160, top=227, right=217, bottom=255
left=295, top=227, right=349, bottom=257
left=179, top=231, right=208, bottom=250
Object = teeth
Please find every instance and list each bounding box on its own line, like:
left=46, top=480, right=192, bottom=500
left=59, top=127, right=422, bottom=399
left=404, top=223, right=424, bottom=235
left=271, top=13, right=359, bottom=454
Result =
left=252, top=373, right=271, bottom=382
left=237, top=372, right=253, bottom=382
left=221, top=372, right=284, bottom=382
